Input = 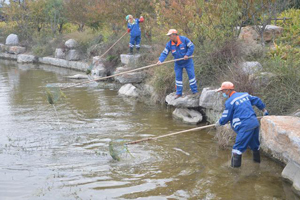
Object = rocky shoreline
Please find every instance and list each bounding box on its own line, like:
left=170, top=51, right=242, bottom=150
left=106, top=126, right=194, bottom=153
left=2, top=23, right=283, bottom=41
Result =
left=1, top=34, right=300, bottom=196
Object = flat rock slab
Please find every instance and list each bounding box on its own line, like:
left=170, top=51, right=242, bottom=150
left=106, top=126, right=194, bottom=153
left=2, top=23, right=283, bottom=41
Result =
left=17, top=54, right=37, bottom=63
left=66, top=74, right=88, bottom=79
left=166, top=92, right=200, bottom=108
left=7, top=46, right=26, bottom=55
left=172, top=108, right=203, bottom=124
left=260, top=116, right=300, bottom=165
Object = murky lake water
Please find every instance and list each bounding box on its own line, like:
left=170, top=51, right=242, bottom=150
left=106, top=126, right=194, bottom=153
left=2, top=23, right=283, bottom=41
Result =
left=0, top=60, right=297, bottom=199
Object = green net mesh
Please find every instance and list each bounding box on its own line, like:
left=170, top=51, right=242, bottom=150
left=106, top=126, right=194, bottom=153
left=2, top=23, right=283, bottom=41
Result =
left=109, top=139, right=132, bottom=161
left=45, top=84, right=66, bottom=105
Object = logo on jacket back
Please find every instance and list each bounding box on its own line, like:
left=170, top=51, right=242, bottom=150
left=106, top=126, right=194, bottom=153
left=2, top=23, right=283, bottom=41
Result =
left=172, top=50, right=176, bottom=53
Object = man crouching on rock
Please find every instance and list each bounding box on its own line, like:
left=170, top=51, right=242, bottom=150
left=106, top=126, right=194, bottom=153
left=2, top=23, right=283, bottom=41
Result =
left=215, top=81, right=269, bottom=168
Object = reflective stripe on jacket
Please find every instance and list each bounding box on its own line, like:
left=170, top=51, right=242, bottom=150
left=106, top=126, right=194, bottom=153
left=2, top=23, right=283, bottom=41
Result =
left=219, top=92, right=266, bottom=132
left=127, top=18, right=143, bottom=37
left=159, top=35, right=194, bottom=65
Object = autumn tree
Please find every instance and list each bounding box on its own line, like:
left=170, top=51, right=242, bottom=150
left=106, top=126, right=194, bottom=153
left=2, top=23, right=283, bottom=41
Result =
left=64, top=0, right=90, bottom=31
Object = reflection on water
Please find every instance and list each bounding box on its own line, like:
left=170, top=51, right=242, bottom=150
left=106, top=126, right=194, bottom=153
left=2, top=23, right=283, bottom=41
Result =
left=0, top=60, right=296, bottom=199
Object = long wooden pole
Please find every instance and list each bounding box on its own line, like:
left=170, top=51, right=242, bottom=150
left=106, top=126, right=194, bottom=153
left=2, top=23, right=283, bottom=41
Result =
left=62, top=56, right=194, bottom=90
left=125, top=116, right=264, bottom=145
left=99, top=31, right=128, bottom=59
left=126, top=124, right=215, bottom=145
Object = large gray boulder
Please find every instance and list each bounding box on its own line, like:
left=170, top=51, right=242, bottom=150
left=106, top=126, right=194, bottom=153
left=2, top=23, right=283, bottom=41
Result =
left=91, top=56, right=107, bottom=77
left=199, top=88, right=223, bottom=111
left=172, top=108, right=203, bottom=124
left=5, top=34, right=19, bottom=45
left=120, top=54, right=141, bottom=68
left=7, top=46, right=26, bottom=55
left=17, top=54, right=37, bottom=63
left=282, top=161, right=300, bottom=196
left=238, top=25, right=283, bottom=43
left=263, top=25, right=284, bottom=42
left=240, top=61, right=262, bottom=75
left=118, top=83, right=139, bottom=97
left=250, top=72, right=276, bottom=88
left=92, top=65, right=107, bottom=77
left=260, top=116, right=300, bottom=165
left=165, top=92, right=200, bottom=108
left=55, top=48, right=65, bottom=59
left=65, top=39, right=78, bottom=49
left=66, top=49, right=81, bottom=61
left=293, top=109, right=300, bottom=118
left=199, top=87, right=224, bottom=123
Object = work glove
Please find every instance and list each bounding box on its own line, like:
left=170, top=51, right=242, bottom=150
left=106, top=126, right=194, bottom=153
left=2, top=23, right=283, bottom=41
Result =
left=215, top=120, right=221, bottom=128
left=263, top=110, right=269, bottom=116
left=127, top=28, right=131, bottom=33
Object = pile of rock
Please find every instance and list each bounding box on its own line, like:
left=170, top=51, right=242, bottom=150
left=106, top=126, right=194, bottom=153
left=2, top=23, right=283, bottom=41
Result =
left=55, top=39, right=81, bottom=61
left=114, top=54, right=146, bottom=84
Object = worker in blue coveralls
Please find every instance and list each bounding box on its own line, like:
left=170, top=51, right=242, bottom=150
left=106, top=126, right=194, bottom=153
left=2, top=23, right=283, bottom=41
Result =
left=215, top=81, right=269, bottom=168
left=157, top=29, right=198, bottom=99
left=126, top=14, right=144, bottom=54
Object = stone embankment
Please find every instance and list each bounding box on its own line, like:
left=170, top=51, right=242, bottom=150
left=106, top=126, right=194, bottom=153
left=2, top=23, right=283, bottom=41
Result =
left=1, top=32, right=299, bottom=196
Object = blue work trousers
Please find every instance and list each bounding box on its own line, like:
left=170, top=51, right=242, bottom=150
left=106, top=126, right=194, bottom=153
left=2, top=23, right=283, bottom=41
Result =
left=232, top=126, right=260, bottom=155
left=174, top=60, right=198, bottom=95
left=129, top=35, right=141, bottom=48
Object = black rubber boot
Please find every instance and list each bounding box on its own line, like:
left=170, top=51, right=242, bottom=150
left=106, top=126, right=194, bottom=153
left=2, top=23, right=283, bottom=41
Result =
left=253, top=150, right=261, bottom=163
left=231, top=153, right=242, bottom=168
left=129, top=47, right=133, bottom=55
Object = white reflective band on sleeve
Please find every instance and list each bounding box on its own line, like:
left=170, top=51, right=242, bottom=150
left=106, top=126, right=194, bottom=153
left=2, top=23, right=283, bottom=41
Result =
left=232, top=149, right=242, bottom=155
left=233, top=122, right=241, bottom=128
left=163, top=48, right=169, bottom=54
left=223, top=110, right=228, bottom=114
left=232, top=118, right=240, bottom=124
left=187, top=41, right=193, bottom=47
left=230, top=94, right=249, bottom=105
left=222, top=115, right=227, bottom=118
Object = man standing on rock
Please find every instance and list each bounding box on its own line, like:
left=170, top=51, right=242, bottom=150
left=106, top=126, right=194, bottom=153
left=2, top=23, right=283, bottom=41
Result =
left=126, top=14, right=144, bottom=54
left=157, top=29, right=198, bottom=99
left=215, top=81, right=269, bottom=168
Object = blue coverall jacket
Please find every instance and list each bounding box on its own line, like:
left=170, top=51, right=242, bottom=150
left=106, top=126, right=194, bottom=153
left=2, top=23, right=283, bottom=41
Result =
left=218, top=92, right=266, bottom=154
left=127, top=18, right=142, bottom=37
left=128, top=18, right=143, bottom=48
